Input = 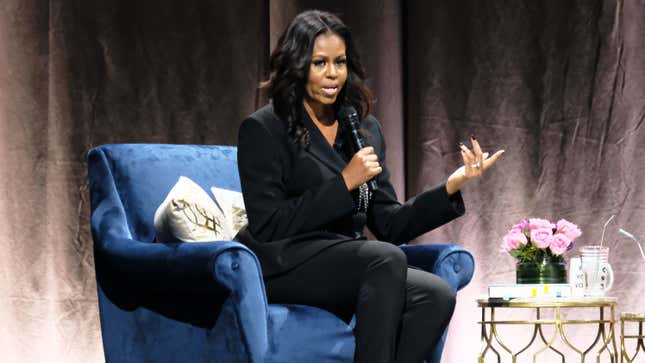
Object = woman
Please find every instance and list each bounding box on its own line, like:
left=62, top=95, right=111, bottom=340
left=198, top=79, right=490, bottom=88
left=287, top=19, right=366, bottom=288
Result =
left=237, top=10, right=504, bottom=363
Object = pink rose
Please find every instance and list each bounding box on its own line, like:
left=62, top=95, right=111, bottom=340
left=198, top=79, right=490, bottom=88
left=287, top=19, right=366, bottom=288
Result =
left=528, top=218, right=555, bottom=232
left=530, top=228, right=554, bottom=248
left=549, top=233, right=572, bottom=255
left=556, top=219, right=582, bottom=241
left=512, top=219, right=529, bottom=232
left=501, top=229, right=528, bottom=253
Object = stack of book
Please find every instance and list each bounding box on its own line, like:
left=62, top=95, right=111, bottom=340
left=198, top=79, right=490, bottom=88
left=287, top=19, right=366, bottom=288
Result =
left=487, top=283, right=573, bottom=300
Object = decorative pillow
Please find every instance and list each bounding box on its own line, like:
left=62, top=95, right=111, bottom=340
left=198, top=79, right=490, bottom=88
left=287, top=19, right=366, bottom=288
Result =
left=154, top=176, right=232, bottom=242
left=210, top=186, right=248, bottom=237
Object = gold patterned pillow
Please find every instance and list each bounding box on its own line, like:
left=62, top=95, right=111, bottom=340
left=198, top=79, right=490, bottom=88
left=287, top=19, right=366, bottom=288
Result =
left=210, top=186, right=248, bottom=238
left=154, top=176, right=233, bottom=242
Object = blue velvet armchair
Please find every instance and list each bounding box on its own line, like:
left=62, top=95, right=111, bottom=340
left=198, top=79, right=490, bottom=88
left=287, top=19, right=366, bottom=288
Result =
left=87, top=144, right=475, bottom=363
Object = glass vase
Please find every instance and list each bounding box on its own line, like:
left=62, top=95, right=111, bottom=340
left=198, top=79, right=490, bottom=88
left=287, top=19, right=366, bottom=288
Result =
left=516, top=255, right=567, bottom=284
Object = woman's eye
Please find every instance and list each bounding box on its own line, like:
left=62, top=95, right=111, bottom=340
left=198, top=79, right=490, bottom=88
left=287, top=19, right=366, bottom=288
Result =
left=336, top=59, right=347, bottom=66
left=313, top=60, right=326, bottom=67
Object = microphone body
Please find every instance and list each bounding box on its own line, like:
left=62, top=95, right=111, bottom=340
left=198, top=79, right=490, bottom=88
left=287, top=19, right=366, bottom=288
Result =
left=338, top=106, right=378, bottom=191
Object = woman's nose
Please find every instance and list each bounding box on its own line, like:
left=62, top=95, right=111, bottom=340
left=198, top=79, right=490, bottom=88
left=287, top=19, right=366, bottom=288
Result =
left=326, top=64, right=338, bottom=78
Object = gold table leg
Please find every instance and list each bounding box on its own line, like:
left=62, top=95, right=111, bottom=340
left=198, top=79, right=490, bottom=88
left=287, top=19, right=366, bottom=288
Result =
left=639, top=320, right=645, bottom=359
left=621, top=316, right=645, bottom=363
left=596, top=306, right=618, bottom=362
left=533, top=307, right=565, bottom=363
left=479, top=306, right=501, bottom=363
left=490, top=307, right=515, bottom=361
left=514, top=320, right=539, bottom=360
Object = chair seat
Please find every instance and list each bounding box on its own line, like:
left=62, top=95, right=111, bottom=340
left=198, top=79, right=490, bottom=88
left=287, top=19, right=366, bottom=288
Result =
left=266, top=304, right=355, bottom=363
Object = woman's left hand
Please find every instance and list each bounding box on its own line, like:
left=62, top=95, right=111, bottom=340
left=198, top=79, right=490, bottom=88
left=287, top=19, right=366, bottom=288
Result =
left=445, top=136, right=505, bottom=195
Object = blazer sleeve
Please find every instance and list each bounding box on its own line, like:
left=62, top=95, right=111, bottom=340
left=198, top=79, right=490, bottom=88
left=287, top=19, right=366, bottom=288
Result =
left=365, top=116, right=465, bottom=244
left=237, top=116, right=355, bottom=242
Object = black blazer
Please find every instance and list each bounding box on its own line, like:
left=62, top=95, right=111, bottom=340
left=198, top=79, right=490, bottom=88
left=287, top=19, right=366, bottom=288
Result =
left=236, top=104, right=465, bottom=278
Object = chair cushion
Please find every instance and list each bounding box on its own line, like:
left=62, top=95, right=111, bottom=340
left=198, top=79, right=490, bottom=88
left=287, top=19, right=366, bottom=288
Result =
left=266, top=304, right=355, bottom=363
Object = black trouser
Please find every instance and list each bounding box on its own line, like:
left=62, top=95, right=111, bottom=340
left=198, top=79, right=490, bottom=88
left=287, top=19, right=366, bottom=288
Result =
left=264, top=240, right=456, bottom=363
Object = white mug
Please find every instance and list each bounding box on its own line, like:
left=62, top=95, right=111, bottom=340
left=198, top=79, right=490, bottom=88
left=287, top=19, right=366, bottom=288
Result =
left=568, top=257, right=585, bottom=296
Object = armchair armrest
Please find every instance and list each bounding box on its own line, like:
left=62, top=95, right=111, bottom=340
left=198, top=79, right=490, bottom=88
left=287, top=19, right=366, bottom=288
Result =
left=94, top=238, right=270, bottom=363
left=399, top=243, right=475, bottom=291
left=94, top=237, right=261, bottom=293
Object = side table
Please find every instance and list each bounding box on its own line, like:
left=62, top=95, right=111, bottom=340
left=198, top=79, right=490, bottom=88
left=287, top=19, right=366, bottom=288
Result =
left=477, top=296, right=618, bottom=362
left=620, top=312, right=645, bottom=362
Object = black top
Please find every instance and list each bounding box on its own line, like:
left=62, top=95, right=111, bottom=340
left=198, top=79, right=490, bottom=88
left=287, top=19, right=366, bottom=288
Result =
left=236, top=104, right=465, bottom=277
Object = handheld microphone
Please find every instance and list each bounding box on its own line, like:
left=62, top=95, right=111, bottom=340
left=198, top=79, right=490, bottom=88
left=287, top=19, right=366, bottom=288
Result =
left=338, top=105, right=378, bottom=191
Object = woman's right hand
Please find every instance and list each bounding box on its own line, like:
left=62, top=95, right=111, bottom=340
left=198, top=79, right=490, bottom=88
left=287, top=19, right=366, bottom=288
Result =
left=341, top=147, right=382, bottom=191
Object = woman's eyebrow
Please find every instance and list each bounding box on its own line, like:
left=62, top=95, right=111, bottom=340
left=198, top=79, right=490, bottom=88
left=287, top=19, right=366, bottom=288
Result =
left=311, top=53, right=346, bottom=59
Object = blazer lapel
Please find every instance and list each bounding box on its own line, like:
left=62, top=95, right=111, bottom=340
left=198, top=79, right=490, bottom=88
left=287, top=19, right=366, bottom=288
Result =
left=302, top=110, right=346, bottom=174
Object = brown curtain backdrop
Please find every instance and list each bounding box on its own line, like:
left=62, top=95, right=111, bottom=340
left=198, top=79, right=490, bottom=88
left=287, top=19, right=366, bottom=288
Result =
left=1, top=0, right=643, bottom=361
left=405, top=0, right=645, bottom=358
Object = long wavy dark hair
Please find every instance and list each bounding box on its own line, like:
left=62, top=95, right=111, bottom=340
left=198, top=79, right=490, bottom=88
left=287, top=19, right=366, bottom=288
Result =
left=261, top=10, right=373, bottom=146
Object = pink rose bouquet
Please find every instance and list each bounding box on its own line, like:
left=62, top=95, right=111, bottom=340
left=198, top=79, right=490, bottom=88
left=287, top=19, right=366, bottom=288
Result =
left=501, top=217, right=582, bottom=262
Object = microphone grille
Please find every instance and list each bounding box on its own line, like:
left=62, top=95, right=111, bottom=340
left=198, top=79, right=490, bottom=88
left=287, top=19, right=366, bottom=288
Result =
left=338, top=105, right=358, bottom=120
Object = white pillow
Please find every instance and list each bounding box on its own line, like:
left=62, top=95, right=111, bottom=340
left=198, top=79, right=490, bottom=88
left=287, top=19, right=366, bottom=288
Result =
left=210, top=186, right=248, bottom=237
left=154, top=176, right=233, bottom=242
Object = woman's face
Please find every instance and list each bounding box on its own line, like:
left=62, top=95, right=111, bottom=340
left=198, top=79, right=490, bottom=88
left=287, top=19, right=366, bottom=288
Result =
left=305, top=32, right=348, bottom=110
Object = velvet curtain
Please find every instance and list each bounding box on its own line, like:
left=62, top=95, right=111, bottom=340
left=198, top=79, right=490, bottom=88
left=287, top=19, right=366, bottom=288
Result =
left=1, top=0, right=643, bottom=361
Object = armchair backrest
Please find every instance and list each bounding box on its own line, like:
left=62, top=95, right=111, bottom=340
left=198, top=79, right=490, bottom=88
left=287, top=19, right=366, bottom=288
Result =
left=87, top=144, right=240, bottom=242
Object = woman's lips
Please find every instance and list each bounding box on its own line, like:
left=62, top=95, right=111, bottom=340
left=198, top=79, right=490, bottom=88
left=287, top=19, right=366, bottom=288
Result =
left=321, top=86, right=338, bottom=96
